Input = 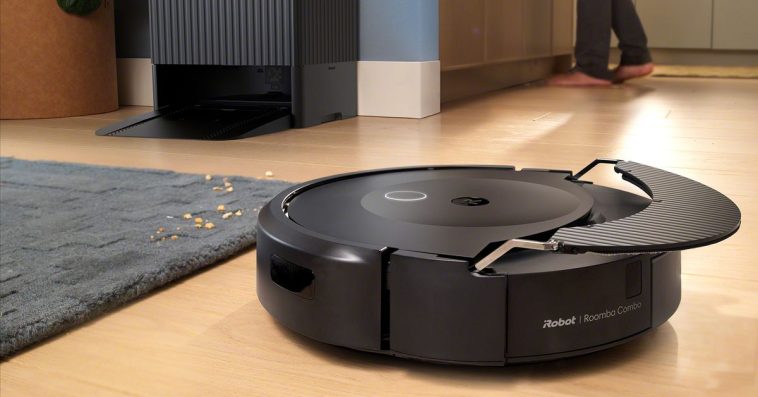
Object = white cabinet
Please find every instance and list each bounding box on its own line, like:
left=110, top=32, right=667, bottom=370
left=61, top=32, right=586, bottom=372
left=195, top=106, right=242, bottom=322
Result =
left=713, top=0, right=758, bottom=50
left=636, top=0, right=713, bottom=49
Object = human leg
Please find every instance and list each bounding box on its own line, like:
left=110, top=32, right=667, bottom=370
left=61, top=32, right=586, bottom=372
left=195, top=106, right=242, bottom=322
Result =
left=612, top=0, right=654, bottom=81
left=574, top=0, right=614, bottom=81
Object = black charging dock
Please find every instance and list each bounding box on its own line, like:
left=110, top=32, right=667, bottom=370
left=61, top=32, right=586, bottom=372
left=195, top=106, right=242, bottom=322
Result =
left=98, top=0, right=358, bottom=140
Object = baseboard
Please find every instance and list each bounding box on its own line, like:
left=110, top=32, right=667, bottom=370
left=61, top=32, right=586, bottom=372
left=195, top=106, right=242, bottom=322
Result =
left=442, top=56, right=571, bottom=103
left=358, top=60, right=440, bottom=119
left=116, top=58, right=153, bottom=107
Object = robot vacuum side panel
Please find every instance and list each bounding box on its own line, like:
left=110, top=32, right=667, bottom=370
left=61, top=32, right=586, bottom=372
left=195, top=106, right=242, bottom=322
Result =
left=506, top=255, right=653, bottom=358
left=388, top=251, right=507, bottom=364
left=256, top=211, right=384, bottom=351
left=651, top=251, right=682, bottom=328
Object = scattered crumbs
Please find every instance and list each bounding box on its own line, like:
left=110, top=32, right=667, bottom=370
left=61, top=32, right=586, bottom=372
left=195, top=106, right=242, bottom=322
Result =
left=194, top=217, right=204, bottom=224
left=157, top=227, right=165, bottom=233
left=217, top=204, right=226, bottom=212
left=204, top=222, right=216, bottom=230
left=205, top=174, right=213, bottom=181
left=150, top=235, right=155, bottom=240
left=265, top=171, right=274, bottom=178
left=224, top=181, right=233, bottom=188
left=222, top=212, right=233, bottom=220
left=226, top=187, right=234, bottom=193
left=183, top=213, right=193, bottom=220
left=171, top=235, right=179, bottom=241
left=166, top=216, right=174, bottom=219
left=194, top=224, right=202, bottom=229
left=235, top=210, right=243, bottom=217
left=213, top=186, right=224, bottom=192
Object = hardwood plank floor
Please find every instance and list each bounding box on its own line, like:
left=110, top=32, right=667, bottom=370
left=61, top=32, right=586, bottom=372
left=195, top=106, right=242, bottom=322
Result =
left=1, top=77, right=756, bottom=396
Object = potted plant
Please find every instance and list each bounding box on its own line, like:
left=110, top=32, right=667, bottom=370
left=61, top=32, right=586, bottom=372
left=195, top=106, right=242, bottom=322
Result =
left=57, top=0, right=104, bottom=15
left=0, top=0, right=118, bottom=119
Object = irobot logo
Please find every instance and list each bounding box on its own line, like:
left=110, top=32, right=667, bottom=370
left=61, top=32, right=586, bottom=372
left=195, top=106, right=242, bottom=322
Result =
left=543, top=316, right=577, bottom=329
left=451, top=196, right=490, bottom=207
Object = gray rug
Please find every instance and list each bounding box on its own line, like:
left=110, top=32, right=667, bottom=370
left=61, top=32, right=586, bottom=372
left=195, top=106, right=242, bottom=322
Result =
left=0, top=157, right=292, bottom=357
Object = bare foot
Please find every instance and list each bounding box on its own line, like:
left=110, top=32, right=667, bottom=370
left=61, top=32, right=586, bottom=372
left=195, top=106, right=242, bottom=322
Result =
left=614, top=63, right=655, bottom=83
left=547, top=71, right=612, bottom=87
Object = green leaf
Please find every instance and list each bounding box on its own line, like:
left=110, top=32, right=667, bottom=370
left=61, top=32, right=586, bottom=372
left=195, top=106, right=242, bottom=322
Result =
left=57, top=0, right=103, bottom=16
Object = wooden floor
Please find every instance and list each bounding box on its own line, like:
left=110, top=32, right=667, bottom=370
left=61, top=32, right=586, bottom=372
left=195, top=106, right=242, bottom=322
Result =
left=1, top=77, right=757, bottom=396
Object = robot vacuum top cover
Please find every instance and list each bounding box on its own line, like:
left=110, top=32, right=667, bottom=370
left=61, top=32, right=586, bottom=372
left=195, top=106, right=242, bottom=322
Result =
left=285, top=166, right=595, bottom=258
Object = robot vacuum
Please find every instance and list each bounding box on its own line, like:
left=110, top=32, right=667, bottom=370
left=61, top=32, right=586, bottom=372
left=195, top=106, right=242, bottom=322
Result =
left=256, top=159, right=741, bottom=365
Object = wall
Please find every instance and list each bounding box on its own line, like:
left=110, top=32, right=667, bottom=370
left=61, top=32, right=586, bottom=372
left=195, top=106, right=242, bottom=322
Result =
left=115, top=0, right=149, bottom=57
left=360, top=0, right=438, bottom=61
left=114, top=0, right=152, bottom=106
left=357, top=0, right=440, bottom=118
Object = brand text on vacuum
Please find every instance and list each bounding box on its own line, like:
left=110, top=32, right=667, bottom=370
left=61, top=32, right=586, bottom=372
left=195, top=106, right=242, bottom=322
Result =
left=542, top=302, right=643, bottom=329
left=543, top=316, right=576, bottom=328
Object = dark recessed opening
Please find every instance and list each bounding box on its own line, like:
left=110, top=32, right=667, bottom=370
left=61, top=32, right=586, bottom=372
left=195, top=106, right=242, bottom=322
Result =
left=271, top=255, right=315, bottom=298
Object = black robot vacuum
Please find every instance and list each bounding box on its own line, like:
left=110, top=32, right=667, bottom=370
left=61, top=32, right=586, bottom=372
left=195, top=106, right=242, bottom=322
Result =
left=256, top=159, right=741, bottom=365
